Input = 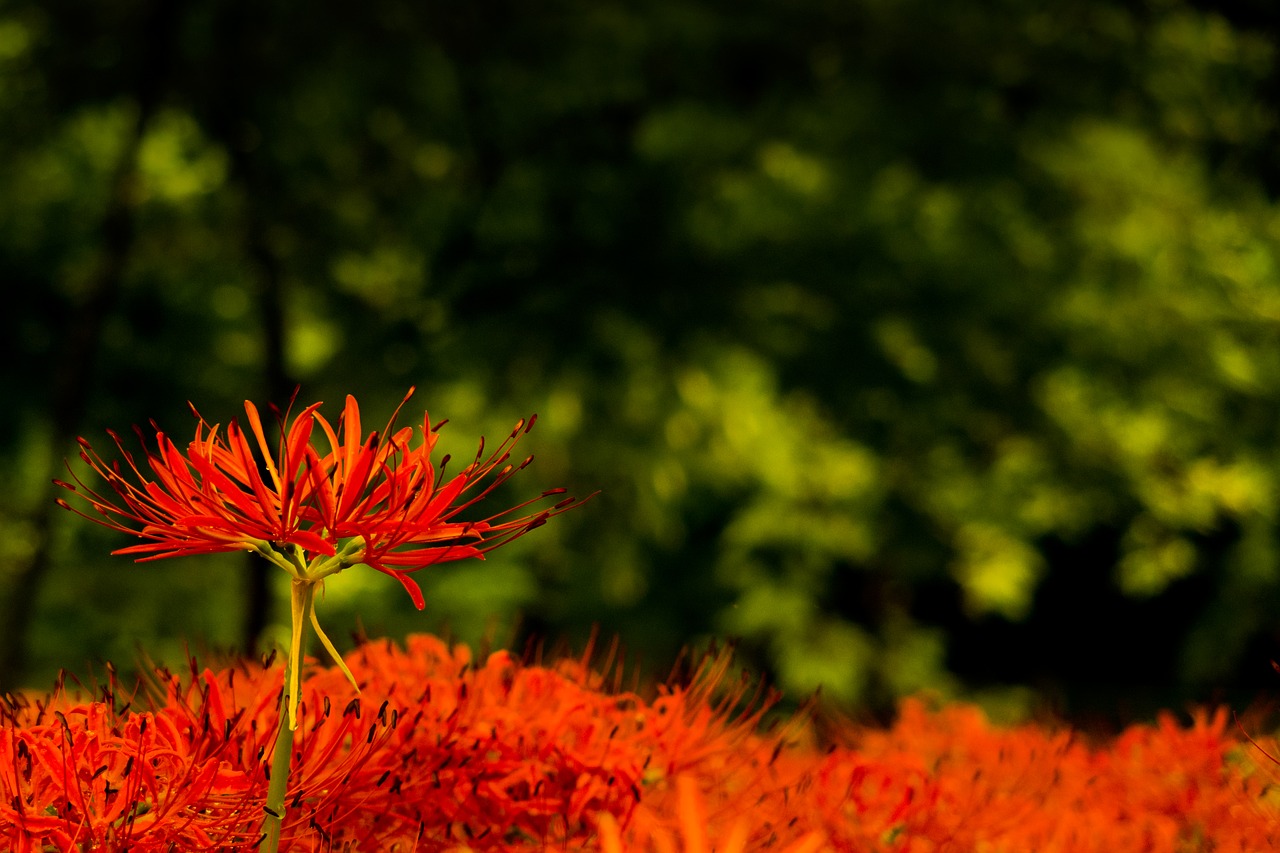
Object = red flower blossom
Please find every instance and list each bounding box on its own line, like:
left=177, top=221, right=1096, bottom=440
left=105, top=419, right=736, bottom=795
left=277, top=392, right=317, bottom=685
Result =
left=5, top=641, right=1280, bottom=852
left=0, top=689, right=260, bottom=852
left=56, top=388, right=584, bottom=609
left=57, top=389, right=589, bottom=732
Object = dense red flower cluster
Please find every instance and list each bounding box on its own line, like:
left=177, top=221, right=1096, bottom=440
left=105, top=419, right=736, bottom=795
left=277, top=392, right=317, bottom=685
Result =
left=2, top=637, right=1277, bottom=852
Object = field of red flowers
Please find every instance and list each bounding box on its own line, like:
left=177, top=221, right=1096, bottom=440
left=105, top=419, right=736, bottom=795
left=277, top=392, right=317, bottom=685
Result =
left=2, top=634, right=1277, bottom=853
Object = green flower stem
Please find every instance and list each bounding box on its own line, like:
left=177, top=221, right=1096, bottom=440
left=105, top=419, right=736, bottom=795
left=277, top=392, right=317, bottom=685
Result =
left=256, top=541, right=367, bottom=853
left=284, top=577, right=313, bottom=728
left=259, top=654, right=298, bottom=853
left=260, top=568, right=316, bottom=853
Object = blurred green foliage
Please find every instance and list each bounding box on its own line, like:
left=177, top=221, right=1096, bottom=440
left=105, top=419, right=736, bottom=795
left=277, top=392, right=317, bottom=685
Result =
left=3, top=0, right=1280, bottom=721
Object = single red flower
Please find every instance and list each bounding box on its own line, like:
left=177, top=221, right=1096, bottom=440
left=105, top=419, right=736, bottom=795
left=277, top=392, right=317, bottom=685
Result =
left=56, top=388, right=585, bottom=608
left=56, top=389, right=589, bottom=729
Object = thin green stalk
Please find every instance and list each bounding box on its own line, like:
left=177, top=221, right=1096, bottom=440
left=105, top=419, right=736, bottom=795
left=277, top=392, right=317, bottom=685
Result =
left=259, top=579, right=313, bottom=853
left=259, top=676, right=296, bottom=853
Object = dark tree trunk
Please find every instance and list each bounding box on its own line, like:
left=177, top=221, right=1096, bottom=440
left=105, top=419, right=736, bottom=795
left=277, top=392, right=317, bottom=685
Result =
left=0, top=0, right=184, bottom=690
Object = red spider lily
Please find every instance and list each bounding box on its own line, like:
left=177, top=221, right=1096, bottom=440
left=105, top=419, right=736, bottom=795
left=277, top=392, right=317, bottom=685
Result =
left=57, top=390, right=590, bottom=736
left=55, top=388, right=586, bottom=610
left=0, top=694, right=260, bottom=852
left=596, top=776, right=830, bottom=853
left=5, top=640, right=1280, bottom=852
left=301, top=636, right=647, bottom=849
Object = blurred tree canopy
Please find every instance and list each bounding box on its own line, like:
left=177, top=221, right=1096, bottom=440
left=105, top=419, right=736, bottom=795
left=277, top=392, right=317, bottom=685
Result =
left=3, top=0, right=1280, bottom=721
